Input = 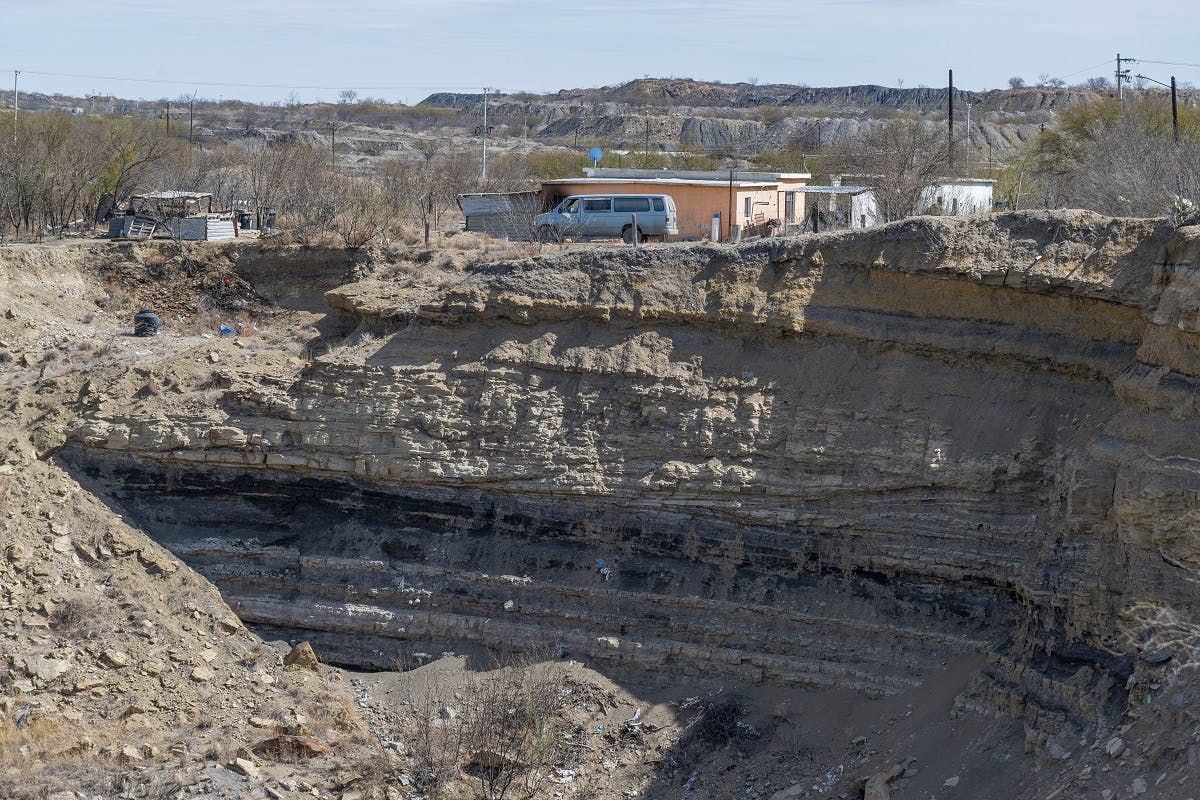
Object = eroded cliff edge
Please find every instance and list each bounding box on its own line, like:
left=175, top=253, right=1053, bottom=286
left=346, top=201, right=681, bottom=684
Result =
left=63, top=211, right=1200, bottom=762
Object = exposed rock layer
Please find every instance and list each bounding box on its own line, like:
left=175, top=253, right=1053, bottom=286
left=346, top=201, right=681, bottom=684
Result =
left=65, top=211, right=1200, bottom=750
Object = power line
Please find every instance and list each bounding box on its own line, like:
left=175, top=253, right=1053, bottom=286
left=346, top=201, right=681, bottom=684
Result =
left=1058, top=58, right=1117, bottom=80
left=6, top=68, right=488, bottom=94
left=1137, top=59, right=1200, bottom=70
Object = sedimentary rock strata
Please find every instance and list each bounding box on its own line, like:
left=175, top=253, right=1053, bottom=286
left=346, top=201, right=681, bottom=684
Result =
left=64, top=211, right=1200, bottom=751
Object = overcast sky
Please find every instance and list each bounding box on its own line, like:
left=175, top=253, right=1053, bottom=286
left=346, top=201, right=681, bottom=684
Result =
left=5, top=0, right=1198, bottom=103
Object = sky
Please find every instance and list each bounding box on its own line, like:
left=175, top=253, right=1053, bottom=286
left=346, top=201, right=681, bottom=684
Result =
left=4, top=0, right=1199, bottom=104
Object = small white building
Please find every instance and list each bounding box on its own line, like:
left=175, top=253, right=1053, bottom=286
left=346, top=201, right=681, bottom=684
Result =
left=917, top=178, right=995, bottom=217
left=836, top=176, right=995, bottom=228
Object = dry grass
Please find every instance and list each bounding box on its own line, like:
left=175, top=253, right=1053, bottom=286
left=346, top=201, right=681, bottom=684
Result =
left=0, top=708, right=125, bottom=800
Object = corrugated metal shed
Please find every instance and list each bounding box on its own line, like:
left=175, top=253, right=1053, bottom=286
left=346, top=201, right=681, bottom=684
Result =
left=458, top=191, right=541, bottom=240
left=163, top=217, right=237, bottom=241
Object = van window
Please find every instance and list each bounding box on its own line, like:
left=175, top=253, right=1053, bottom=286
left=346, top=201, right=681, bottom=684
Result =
left=613, top=197, right=651, bottom=213
left=583, top=198, right=612, bottom=212
left=651, top=198, right=665, bottom=212
left=560, top=198, right=579, bottom=214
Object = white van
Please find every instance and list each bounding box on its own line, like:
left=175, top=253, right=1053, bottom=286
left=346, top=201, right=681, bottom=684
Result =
left=536, top=194, right=678, bottom=242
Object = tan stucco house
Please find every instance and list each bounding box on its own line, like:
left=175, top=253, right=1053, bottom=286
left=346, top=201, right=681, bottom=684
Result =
left=541, top=168, right=811, bottom=241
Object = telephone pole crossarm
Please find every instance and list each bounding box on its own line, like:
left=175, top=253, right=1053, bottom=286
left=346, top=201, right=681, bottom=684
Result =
left=1116, top=54, right=1136, bottom=100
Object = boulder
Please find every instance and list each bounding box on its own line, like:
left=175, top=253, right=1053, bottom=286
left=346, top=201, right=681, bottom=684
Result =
left=284, top=641, right=320, bottom=671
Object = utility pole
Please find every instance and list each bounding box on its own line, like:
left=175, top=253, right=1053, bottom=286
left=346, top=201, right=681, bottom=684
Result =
left=481, top=87, right=491, bottom=180
left=12, top=70, right=18, bottom=144
left=1116, top=54, right=1135, bottom=100
left=330, top=122, right=337, bottom=167
left=188, top=97, right=194, bottom=145
left=1135, top=73, right=1179, bottom=143
left=165, top=100, right=170, bottom=135
left=947, top=69, right=955, bottom=169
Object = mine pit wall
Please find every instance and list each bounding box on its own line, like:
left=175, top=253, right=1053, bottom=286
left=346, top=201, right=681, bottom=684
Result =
left=65, top=212, right=1200, bottom=747
left=64, top=453, right=1005, bottom=693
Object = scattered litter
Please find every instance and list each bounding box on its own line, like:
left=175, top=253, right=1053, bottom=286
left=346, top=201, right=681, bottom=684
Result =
left=219, top=324, right=235, bottom=336
left=133, top=309, right=162, bottom=337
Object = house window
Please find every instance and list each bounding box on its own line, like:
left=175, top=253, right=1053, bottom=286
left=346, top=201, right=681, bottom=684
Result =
left=744, top=197, right=752, bottom=219
left=785, top=193, right=795, bottom=222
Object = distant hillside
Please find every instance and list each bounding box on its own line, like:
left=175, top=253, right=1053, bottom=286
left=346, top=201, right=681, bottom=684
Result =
left=420, top=77, right=1122, bottom=155
left=10, top=77, right=1192, bottom=165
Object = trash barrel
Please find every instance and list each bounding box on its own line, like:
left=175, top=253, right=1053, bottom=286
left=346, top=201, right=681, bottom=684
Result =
left=133, top=309, right=162, bottom=337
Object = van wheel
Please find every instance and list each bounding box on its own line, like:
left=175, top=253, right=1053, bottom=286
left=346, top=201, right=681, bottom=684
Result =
left=622, top=226, right=643, bottom=244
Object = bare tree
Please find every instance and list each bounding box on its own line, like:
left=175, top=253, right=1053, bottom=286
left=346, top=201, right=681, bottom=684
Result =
left=377, top=142, right=479, bottom=241
left=327, top=173, right=388, bottom=251
left=1029, top=96, right=1200, bottom=216
left=829, top=119, right=951, bottom=223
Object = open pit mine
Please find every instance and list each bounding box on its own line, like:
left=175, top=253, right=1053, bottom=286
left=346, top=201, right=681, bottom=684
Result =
left=4, top=210, right=1200, bottom=799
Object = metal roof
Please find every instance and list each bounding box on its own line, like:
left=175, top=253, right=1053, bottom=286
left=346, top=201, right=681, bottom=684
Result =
left=793, top=185, right=871, bottom=195
left=542, top=177, right=776, bottom=188
left=131, top=191, right=213, bottom=200
left=584, top=168, right=810, bottom=182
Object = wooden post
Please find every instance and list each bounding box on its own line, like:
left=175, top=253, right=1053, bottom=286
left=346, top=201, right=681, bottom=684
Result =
left=631, top=213, right=638, bottom=247
left=727, top=170, right=734, bottom=241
